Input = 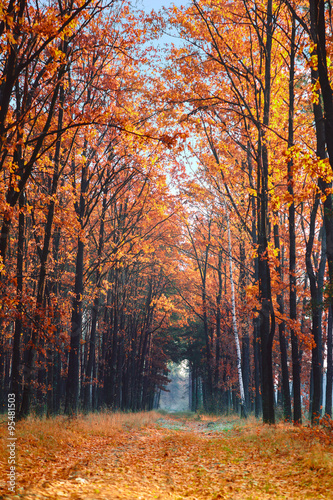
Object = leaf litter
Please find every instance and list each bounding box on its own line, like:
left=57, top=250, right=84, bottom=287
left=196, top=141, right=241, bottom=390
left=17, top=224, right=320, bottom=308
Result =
left=0, top=412, right=333, bottom=499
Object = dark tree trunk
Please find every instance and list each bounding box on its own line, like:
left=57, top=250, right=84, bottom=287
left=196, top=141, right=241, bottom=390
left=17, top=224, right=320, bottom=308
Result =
left=253, top=317, right=261, bottom=417
left=257, top=0, right=275, bottom=425
left=10, top=79, right=25, bottom=401
left=273, top=221, right=292, bottom=421
left=46, top=339, right=54, bottom=417
left=308, top=11, right=332, bottom=422
left=249, top=154, right=262, bottom=418
left=240, top=239, right=250, bottom=413
left=306, top=203, right=326, bottom=424
left=310, top=3, right=333, bottom=389
left=214, top=248, right=223, bottom=408
left=309, top=0, right=333, bottom=164
left=65, top=159, right=88, bottom=415
left=65, top=238, right=84, bottom=415
left=50, top=227, right=62, bottom=415
left=20, top=82, right=64, bottom=418
left=187, top=219, right=213, bottom=409
left=104, top=300, right=118, bottom=409
left=83, top=193, right=107, bottom=411
left=11, top=193, right=24, bottom=400
left=287, top=12, right=302, bottom=424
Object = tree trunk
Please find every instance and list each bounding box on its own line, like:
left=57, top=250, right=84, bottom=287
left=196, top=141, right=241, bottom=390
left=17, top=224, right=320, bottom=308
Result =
left=310, top=2, right=333, bottom=386
left=223, top=193, right=246, bottom=417
left=19, top=81, right=65, bottom=418
left=11, top=193, right=24, bottom=400
left=325, top=306, right=333, bottom=417
left=239, top=239, right=250, bottom=414
left=65, top=160, right=88, bottom=415
left=215, top=248, right=223, bottom=409
left=250, top=154, right=262, bottom=417
left=187, top=219, right=214, bottom=409
left=308, top=11, right=332, bottom=422
left=306, top=199, right=326, bottom=424
left=83, top=192, right=107, bottom=411
left=257, top=0, right=276, bottom=425
left=288, top=12, right=302, bottom=424
left=273, top=220, right=292, bottom=421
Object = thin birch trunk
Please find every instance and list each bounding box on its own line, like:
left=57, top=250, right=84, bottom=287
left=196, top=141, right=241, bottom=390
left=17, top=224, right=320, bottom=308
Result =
left=223, top=192, right=246, bottom=417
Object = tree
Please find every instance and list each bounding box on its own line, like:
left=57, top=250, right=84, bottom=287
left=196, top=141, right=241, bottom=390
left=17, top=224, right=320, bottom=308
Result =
left=0, top=0, right=104, bottom=266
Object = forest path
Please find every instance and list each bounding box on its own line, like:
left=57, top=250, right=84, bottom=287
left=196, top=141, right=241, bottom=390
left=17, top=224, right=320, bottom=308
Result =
left=155, top=414, right=236, bottom=434
left=2, top=413, right=332, bottom=500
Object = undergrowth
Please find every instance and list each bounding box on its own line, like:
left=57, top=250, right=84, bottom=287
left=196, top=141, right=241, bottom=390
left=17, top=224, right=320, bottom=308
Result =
left=0, top=410, right=161, bottom=464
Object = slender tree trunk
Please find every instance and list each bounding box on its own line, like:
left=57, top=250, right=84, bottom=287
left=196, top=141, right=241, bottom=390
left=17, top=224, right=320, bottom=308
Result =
left=273, top=220, right=292, bottom=421
left=187, top=220, right=214, bottom=408
left=215, top=248, right=223, bottom=409
left=239, top=239, right=250, bottom=413
left=257, top=140, right=274, bottom=419
left=325, top=306, right=333, bottom=417
left=223, top=194, right=246, bottom=417
left=83, top=192, right=107, bottom=411
left=50, top=227, right=61, bottom=414
left=202, top=228, right=214, bottom=409
left=249, top=154, right=262, bottom=417
left=306, top=197, right=326, bottom=424
left=11, top=193, right=24, bottom=400
left=287, top=12, right=302, bottom=424
left=46, top=336, right=54, bottom=417
left=10, top=77, right=26, bottom=402
left=65, top=239, right=84, bottom=415
left=65, top=160, right=88, bottom=415
left=256, top=0, right=276, bottom=424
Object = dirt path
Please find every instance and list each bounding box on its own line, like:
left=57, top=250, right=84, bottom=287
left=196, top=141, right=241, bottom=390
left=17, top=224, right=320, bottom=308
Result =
left=1, top=414, right=332, bottom=499
left=155, top=416, right=236, bottom=434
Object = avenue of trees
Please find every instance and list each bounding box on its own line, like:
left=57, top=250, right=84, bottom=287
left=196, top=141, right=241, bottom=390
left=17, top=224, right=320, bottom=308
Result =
left=0, top=0, right=333, bottom=425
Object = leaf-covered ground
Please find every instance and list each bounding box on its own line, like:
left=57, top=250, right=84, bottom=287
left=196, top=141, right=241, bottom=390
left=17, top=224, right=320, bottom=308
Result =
left=1, top=412, right=333, bottom=499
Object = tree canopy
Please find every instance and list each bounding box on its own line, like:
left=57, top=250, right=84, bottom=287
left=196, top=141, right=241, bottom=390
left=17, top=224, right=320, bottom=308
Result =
left=0, top=0, right=333, bottom=425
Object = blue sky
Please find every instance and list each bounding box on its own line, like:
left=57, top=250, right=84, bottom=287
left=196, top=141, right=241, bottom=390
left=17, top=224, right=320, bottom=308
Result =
left=140, top=0, right=188, bottom=12
left=135, top=0, right=190, bottom=46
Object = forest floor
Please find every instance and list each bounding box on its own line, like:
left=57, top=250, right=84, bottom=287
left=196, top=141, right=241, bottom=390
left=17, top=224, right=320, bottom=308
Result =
left=1, top=411, right=333, bottom=499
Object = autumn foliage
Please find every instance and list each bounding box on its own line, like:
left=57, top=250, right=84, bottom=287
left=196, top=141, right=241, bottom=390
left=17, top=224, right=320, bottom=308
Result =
left=0, top=0, right=333, bottom=429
